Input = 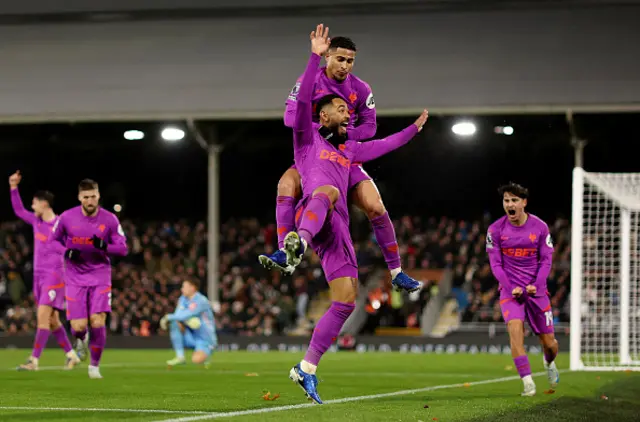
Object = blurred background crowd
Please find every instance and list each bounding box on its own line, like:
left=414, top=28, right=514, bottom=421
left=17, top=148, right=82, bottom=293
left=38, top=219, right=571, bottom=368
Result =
left=0, top=210, right=572, bottom=337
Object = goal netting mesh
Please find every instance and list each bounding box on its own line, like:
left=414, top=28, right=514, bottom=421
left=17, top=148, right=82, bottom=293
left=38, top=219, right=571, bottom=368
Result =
left=571, top=168, right=640, bottom=371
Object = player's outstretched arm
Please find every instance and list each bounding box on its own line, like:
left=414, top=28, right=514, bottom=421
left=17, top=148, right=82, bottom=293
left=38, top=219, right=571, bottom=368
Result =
left=532, top=226, right=554, bottom=294
left=349, top=110, right=427, bottom=163
left=8, top=171, right=36, bottom=225
left=293, top=24, right=331, bottom=148
left=107, top=216, right=128, bottom=256
left=486, top=228, right=513, bottom=292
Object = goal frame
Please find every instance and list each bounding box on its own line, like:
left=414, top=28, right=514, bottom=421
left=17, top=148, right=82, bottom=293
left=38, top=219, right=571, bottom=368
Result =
left=570, top=167, right=639, bottom=371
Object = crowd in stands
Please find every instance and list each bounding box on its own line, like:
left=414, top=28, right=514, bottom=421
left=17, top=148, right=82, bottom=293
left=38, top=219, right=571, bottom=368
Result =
left=0, top=210, right=572, bottom=336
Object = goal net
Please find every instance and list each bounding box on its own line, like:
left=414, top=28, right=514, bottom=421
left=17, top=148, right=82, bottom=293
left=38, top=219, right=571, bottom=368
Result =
left=571, top=167, right=640, bottom=371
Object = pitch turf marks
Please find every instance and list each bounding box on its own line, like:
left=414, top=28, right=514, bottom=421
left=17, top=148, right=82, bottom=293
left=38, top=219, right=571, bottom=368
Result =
left=154, top=370, right=569, bottom=422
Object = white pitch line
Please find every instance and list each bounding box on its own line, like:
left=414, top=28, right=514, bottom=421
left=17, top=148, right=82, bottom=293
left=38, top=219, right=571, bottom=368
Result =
left=4, top=362, right=161, bottom=371
left=0, top=406, right=211, bottom=415
left=154, top=369, right=569, bottom=422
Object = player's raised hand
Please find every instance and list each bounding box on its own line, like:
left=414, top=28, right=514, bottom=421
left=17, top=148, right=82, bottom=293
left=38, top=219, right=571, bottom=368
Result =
left=8, top=170, right=21, bottom=188
left=310, top=24, right=330, bottom=57
left=525, top=285, right=537, bottom=296
left=512, top=287, right=523, bottom=299
left=413, top=110, right=429, bottom=132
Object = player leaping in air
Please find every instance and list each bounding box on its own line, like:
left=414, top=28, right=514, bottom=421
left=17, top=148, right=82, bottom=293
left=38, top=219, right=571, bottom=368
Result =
left=258, top=34, right=422, bottom=293
left=486, top=182, right=560, bottom=396
left=51, top=179, right=128, bottom=379
left=283, top=24, right=428, bottom=404
left=161, top=278, right=218, bottom=368
left=9, top=171, right=81, bottom=371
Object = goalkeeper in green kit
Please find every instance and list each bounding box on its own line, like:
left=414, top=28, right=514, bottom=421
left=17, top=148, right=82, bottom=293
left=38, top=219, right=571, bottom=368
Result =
left=161, top=279, right=217, bottom=367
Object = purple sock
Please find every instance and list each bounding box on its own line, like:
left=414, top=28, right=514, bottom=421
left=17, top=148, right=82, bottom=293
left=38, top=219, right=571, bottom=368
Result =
left=51, top=326, right=73, bottom=353
left=514, top=355, right=532, bottom=378
left=544, top=347, right=558, bottom=364
left=71, top=327, right=87, bottom=341
left=298, top=193, right=332, bottom=245
left=89, top=326, right=106, bottom=367
left=370, top=212, right=401, bottom=272
left=303, top=301, right=355, bottom=366
left=32, top=328, right=51, bottom=359
left=276, top=196, right=297, bottom=249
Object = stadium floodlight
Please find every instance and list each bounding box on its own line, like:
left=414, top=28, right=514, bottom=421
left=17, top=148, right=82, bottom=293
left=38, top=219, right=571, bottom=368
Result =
left=451, top=121, right=476, bottom=136
left=494, top=126, right=515, bottom=136
left=123, top=130, right=144, bottom=140
left=161, top=127, right=185, bottom=142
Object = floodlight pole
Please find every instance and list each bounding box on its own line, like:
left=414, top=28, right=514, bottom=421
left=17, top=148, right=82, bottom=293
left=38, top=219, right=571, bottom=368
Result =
left=187, top=119, right=221, bottom=304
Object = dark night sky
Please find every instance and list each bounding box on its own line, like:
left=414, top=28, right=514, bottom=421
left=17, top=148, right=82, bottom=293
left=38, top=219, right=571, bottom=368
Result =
left=0, top=112, right=638, bottom=224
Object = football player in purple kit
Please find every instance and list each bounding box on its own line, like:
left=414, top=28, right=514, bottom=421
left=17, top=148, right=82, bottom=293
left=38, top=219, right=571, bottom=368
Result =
left=258, top=34, right=422, bottom=293
left=486, top=182, right=560, bottom=396
left=9, top=171, right=81, bottom=371
left=51, top=179, right=128, bottom=379
left=283, top=24, right=428, bottom=404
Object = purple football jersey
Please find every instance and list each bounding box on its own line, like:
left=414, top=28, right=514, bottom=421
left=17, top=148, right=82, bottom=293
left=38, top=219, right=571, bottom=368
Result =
left=486, top=213, right=554, bottom=296
left=285, top=63, right=377, bottom=141
left=10, top=187, right=65, bottom=273
left=51, top=206, right=128, bottom=286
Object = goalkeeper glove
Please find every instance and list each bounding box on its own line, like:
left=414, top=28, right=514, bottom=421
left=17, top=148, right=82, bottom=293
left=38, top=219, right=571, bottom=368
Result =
left=160, top=314, right=170, bottom=331
left=91, top=235, right=107, bottom=251
left=65, top=248, right=81, bottom=262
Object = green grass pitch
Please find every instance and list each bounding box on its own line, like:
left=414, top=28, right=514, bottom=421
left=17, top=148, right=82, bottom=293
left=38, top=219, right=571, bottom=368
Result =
left=0, top=349, right=638, bottom=421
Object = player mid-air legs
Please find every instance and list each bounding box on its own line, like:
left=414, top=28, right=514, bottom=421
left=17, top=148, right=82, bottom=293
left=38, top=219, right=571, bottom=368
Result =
left=9, top=171, right=81, bottom=371
left=161, top=279, right=218, bottom=368
left=486, top=182, right=560, bottom=396
left=282, top=24, right=428, bottom=403
left=51, top=179, right=128, bottom=379
left=258, top=35, right=422, bottom=293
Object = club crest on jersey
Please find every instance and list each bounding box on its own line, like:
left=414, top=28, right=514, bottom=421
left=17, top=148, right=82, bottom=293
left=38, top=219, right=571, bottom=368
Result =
left=189, top=302, right=197, bottom=310
left=348, top=92, right=358, bottom=104
left=366, top=92, right=375, bottom=109
left=486, top=232, right=494, bottom=249
left=528, top=233, right=537, bottom=243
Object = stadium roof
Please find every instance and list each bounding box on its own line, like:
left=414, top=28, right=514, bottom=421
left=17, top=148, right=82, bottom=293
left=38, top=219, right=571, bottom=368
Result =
left=0, top=0, right=637, bottom=23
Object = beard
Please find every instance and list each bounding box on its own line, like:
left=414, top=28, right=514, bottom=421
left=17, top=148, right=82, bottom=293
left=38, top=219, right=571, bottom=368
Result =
left=82, top=205, right=97, bottom=216
left=318, top=125, right=347, bottom=148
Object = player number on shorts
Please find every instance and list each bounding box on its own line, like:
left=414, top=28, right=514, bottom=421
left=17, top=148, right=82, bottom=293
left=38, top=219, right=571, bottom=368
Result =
left=108, top=292, right=112, bottom=307
left=545, top=311, right=553, bottom=327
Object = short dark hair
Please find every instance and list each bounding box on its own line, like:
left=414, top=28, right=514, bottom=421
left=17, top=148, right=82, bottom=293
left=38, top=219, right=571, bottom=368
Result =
left=316, top=94, right=345, bottom=118
left=78, top=178, right=98, bottom=192
left=184, top=278, right=200, bottom=291
left=33, top=190, right=54, bottom=207
left=329, top=36, right=356, bottom=52
left=498, top=182, right=529, bottom=200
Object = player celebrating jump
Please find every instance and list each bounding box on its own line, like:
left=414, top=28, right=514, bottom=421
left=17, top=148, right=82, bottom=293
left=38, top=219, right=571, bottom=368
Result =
left=9, top=171, right=80, bottom=371
left=259, top=33, right=422, bottom=293
left=486, top=182, right=560, bottom=396
left=283, top=24, right=428, bottom=404
left=51, top=179, right=128, bottom=379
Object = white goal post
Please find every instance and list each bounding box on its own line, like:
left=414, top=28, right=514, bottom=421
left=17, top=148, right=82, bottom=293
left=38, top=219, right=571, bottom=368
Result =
left=571, top=167, right=640, bottom=371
